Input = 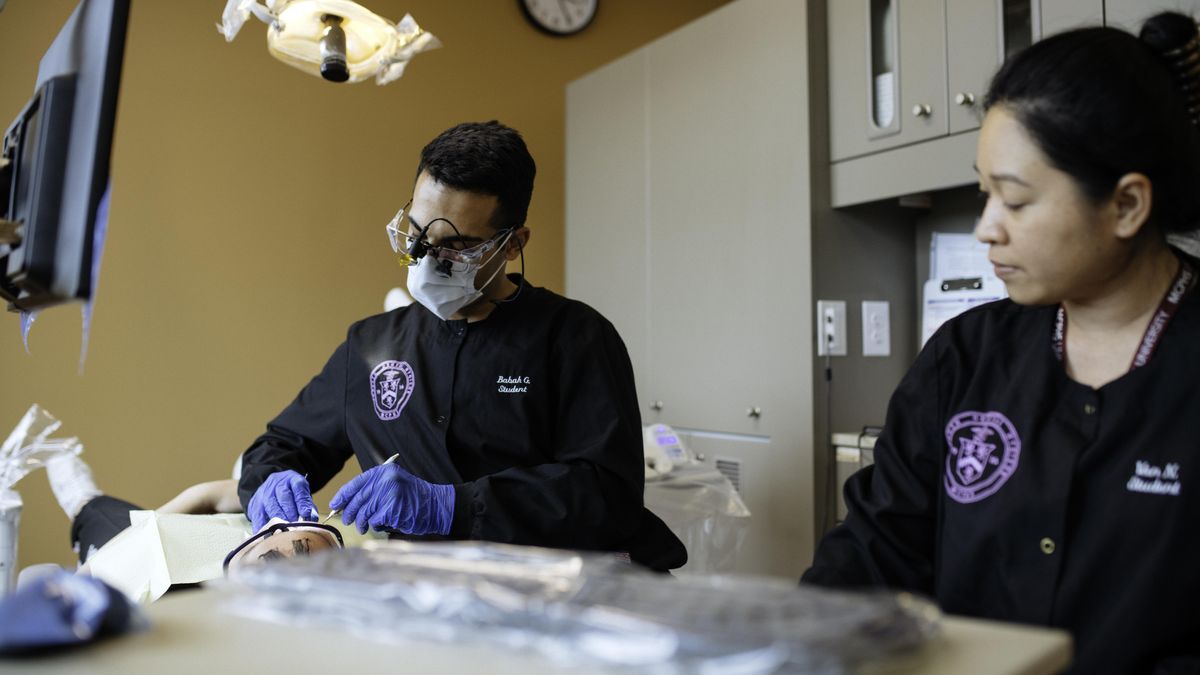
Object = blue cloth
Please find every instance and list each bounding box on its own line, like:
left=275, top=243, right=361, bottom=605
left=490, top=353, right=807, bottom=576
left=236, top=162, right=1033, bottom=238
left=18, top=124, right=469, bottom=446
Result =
left=247, top=469, right=318, bottom=531
left=330, top=463, right=454, bottom=535
left=0, top=571, right=137, bottom=654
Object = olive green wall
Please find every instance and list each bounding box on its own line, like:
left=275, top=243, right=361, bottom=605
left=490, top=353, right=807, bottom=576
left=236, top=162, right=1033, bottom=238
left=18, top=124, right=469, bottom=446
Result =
left=0, top=0, right=730, bottom=569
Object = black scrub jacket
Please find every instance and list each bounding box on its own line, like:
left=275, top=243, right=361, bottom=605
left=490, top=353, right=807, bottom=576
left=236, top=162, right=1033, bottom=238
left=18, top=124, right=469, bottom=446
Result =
left=804, top=265, right=1200, bottom=673
left=238, top=275, right=686, bottom=571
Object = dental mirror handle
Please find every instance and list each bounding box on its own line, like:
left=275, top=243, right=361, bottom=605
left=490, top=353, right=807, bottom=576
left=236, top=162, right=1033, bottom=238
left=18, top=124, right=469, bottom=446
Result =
left=321, top=453, right=400, bottom=524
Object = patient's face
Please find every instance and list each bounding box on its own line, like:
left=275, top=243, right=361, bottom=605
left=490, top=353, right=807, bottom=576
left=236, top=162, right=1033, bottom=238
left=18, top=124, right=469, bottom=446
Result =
left=224, top=520, right=344, bottom=571
left=240, top=530, right=338, bottom=565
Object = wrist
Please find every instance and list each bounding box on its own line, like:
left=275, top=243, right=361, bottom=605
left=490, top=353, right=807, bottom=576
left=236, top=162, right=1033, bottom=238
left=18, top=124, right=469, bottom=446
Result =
left=431, top=482, right=456, bottom=536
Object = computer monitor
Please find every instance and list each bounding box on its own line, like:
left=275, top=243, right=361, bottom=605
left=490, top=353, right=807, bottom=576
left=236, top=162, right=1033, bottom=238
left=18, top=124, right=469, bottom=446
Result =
left=0, top=0, right=130, bottom=312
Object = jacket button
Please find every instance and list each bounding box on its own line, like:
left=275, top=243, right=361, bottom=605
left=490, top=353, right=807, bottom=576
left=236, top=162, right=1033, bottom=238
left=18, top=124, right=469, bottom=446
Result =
left=1083, top=403, right=1097, bottom=415
left=1040, top=537, right=1056, bottom=555
left=433, top=415, right=446, bottom=424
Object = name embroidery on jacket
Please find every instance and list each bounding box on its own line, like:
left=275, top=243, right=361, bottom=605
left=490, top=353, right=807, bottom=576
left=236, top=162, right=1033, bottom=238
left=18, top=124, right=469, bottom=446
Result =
left=496, top=375, right=530, bottom=394
left=944, top=411, right=1021, bottom=504
left=370, top=360, right=414, bottom=421
left=1126, top=460, right=1181, bottom=496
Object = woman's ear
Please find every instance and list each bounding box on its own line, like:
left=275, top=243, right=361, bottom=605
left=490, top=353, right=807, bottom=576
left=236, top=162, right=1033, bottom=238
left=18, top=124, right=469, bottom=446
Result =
left=1111, top=172, right=1153, bottom=240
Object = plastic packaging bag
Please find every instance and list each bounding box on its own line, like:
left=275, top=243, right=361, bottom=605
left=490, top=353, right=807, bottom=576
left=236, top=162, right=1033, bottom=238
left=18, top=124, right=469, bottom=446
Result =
left=645, top=465, right=751, bottom=574
left=216, top=541, right=940, bottom=674
left=0, top=405, right=81, bottom=492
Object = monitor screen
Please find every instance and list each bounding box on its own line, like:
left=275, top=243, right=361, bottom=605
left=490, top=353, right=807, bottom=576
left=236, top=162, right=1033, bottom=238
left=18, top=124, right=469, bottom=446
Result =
left=0, top=0, right=129, bottom=312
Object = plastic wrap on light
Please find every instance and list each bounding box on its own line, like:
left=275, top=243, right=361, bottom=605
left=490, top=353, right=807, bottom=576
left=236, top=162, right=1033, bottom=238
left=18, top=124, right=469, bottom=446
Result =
left=217, top=0, right=440, bottom=85
left=216, top=541, right=940, bottom=673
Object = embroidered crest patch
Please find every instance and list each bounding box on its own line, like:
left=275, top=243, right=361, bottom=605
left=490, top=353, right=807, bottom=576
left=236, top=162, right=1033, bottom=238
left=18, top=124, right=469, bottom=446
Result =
left=943, top=410, right=1021, bottom=504
left=369, top=360, right=414, bottom=421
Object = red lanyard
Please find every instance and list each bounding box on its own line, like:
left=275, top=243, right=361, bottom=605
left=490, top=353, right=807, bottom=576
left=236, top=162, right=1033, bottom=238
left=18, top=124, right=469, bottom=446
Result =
left=1053, top=258, right=1196, bottom=371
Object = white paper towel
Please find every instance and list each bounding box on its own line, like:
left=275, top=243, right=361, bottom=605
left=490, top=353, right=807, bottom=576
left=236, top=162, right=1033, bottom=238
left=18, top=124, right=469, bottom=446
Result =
left=85, top=511, right=251, bottom=603
left=84, top=511, right=378, bottom=603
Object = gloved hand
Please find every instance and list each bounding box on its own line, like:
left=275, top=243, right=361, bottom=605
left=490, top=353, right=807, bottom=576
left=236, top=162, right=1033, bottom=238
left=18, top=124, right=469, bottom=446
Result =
left=247, top=469, right=318, bottom=531
left=329, top=462, right=454, bottom=536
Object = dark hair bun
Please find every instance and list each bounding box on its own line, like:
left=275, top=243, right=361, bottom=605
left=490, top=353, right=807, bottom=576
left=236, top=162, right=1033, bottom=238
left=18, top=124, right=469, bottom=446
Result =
left=1140, top=11, right=1199, bottom=54
left=1141, top=12, right=1200, bottom=127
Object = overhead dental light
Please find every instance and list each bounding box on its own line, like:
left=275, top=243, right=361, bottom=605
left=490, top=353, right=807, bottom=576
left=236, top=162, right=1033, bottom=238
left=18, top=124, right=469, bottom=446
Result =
left=218, top=0, right=440, bottom=85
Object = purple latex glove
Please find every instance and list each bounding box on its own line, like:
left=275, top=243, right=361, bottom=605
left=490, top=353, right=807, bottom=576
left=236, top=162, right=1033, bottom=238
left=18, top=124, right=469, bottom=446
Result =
left=247, top=469, right=318, bottom=531
left=329, top=463, right=454, bottom=535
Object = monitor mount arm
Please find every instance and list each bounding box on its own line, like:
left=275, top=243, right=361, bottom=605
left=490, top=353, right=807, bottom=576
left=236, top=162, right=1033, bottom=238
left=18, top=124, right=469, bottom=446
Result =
left=0, top=221, right=18, bottom=246
left=0, top=156, right=15, bottom=246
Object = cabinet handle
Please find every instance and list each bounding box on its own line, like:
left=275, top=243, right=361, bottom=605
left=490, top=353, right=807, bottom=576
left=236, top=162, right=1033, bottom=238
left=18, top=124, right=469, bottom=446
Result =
left=747, top=407, right=762, bottom=419
left=651, top=401, right=664, bottom=411
left=911, top=104, right=933, bottom=118
left=955, top=92, right=976, bottom=107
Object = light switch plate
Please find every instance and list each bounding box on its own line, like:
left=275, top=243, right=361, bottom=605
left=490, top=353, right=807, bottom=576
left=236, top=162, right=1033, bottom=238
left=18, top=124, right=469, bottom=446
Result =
left=817, top=300, right=847, bottom=356
left=862, top=300, right=890, bottom=357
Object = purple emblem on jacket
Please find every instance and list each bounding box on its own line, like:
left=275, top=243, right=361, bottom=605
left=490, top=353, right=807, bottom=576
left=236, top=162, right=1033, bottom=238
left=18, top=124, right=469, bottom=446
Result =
left=944, top=410, right=1021, bottom=504
left=370, top=360, right=414, bottom=421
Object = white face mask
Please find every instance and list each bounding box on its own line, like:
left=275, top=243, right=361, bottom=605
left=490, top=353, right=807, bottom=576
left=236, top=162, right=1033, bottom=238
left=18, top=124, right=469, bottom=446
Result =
left=406, top=236, right=511, bottom=321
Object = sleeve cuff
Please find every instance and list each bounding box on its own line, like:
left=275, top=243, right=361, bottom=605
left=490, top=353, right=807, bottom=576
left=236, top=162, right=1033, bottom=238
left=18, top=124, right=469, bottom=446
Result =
left=449, top=483, right=476, bottom=539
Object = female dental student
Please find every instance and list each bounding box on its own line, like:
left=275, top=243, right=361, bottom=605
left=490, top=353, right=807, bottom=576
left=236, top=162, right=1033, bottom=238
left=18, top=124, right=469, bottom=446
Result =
left=804, top=11, right=1200, bottom=673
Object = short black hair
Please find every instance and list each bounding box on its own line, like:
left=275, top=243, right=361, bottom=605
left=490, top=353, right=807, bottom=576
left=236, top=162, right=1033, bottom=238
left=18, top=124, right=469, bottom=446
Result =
left=415, top=121, right=537, bottom=230
left=984, top=12, right=1200, bottom=233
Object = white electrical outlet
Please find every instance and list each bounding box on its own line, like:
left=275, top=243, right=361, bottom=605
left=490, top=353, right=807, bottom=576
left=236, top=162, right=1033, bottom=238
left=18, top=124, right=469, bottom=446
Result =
left=862, top=300, right=891, bottom=357
left=817, top=300, right=847, bottom=356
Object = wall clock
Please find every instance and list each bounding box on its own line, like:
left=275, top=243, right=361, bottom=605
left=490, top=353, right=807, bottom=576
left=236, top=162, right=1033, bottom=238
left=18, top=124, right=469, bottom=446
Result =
left=519, top=0, right=598, bottom=36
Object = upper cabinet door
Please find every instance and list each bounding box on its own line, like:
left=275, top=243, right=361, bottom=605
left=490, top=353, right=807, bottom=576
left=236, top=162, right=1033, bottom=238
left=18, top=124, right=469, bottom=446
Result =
left=948, top=1, right=1043, bottom=134
left=1040, top=0, right=1103, bottom=36
left=894, top=0, right=950, bottom=145
left=829, top=0, right=949, bottom=162
left=946, top=0, right=1001, bottom=134
left=827, top=0, right=871, bottom=161
left=1106, top=0, right=1200, bottom=31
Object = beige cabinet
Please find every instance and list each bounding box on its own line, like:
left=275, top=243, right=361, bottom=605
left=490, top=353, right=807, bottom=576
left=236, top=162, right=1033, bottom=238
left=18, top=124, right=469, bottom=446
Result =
left=828, top=0, right=948, bottom=162
left=641, top=6, right=810, bottom=438
left=563, top=50, right=652, bottom=414
left=828, top=0, right=1056, bottom=163
left=828, top=0, right=1104, bottom=207
left=567, top=0, right=814, bottom=579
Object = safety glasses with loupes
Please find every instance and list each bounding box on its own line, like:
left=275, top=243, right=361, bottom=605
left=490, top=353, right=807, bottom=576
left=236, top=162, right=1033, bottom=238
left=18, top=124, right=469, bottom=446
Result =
left=385, top=200, right=513, bottom=268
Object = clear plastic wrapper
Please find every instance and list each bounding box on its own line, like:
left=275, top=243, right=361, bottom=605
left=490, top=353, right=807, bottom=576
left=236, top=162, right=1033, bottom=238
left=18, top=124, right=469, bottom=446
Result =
left=1, top=404, right=83, bottom=596
left=0, top=489, right=19, bottom=596
left=645, top=465, right=751, bottom=575
left=0, top=404, right=81, bottom=491
left=216, top=541, right=940, bottom=674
